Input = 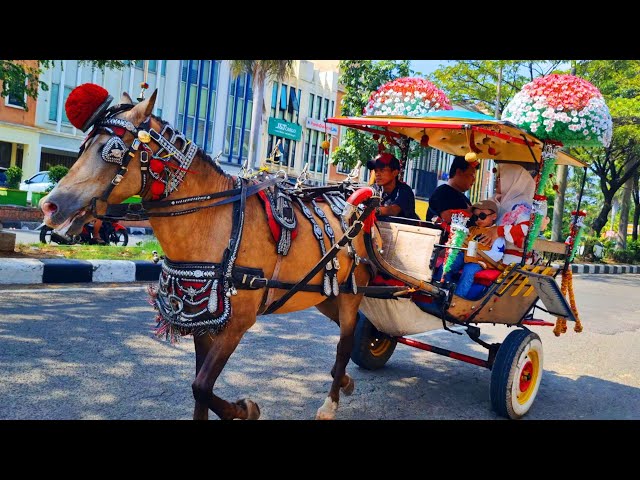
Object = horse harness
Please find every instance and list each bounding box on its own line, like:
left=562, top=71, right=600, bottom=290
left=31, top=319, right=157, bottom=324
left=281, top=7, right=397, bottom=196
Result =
left=82, top=104, right=374, bottom=339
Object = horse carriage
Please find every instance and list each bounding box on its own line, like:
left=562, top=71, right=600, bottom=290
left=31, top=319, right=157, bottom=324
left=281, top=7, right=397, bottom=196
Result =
left=327, top=111, right=591, bottom=419
left=41, top=74, right=609, bottom=420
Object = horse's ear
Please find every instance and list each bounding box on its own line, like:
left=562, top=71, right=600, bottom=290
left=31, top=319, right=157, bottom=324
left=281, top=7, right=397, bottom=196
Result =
left=143, top=89, right=157, bottom=117
left=120, top=92, right=134, bottom=105
left=129, top=89, right=158, bottom=124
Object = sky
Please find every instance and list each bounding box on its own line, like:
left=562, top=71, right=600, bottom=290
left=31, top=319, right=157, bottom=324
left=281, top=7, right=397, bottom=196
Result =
left=410, top=60, right=448, bottom=76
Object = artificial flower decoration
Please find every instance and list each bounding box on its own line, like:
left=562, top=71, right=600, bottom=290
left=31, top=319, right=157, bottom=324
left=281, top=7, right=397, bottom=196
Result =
left=502, top=74, right=612, bottom=147
left=363, top=77, right=452, bottom=116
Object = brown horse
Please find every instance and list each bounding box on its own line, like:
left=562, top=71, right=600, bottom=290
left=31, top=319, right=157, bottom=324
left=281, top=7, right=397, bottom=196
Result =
left=41, top=90, right=372, bottom=420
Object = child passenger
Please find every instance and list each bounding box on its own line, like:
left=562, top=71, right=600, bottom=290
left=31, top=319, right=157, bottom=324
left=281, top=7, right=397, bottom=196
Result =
left=455, top=199, right=505, bottom=299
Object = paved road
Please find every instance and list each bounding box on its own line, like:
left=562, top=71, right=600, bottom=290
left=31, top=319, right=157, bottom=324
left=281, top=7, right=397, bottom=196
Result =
left=1, top=274, right=638, bottom=420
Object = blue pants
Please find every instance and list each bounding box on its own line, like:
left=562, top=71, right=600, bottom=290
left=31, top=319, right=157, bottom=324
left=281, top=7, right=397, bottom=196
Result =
left=455, top=262, right=483, bottom=299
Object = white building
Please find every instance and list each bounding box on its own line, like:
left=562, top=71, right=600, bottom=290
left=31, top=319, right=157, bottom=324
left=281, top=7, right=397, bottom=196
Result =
left=21, top=60, right=338, bottom=184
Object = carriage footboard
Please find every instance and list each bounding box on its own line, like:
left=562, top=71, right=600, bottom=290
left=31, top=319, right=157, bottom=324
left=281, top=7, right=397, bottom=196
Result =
left=516, top=269, right=576, bottom=322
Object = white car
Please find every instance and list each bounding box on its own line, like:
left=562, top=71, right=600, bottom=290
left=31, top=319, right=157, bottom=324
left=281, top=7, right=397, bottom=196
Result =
left=19, top=171, right=53, bottom=204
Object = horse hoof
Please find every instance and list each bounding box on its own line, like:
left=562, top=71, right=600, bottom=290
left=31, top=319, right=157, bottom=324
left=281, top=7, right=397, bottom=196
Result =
left=341, top=374, right=355, bottom=396
left=238, top=399, right=261, bottom=420
left=315, top=396, right=338, bottom=420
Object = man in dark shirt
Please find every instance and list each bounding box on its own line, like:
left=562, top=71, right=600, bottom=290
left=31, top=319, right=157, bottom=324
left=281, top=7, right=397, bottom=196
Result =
left=427, top=155, right=478, bottom=223
left=367, top=152, right=419, bottom=220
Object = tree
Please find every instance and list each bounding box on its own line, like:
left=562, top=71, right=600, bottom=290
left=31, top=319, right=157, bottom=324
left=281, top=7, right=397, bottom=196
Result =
left=230, top=61, right=294, bottom=169
left=0, top=61, right=130, bottom=109
left=428, top=60, right=566, bottom=116
left=331, top=60, right=412, bottom=170
left=632, top=169, right=639, bottom=241
left=570, top=60, right=640, bottom=236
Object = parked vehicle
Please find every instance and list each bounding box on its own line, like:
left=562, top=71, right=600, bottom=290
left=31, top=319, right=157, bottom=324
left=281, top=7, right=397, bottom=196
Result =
left=19, top=171, right=53, bottom=204
left=0, top=167, right=8, bottom=187
left=40, top=220, right=129, bottom=246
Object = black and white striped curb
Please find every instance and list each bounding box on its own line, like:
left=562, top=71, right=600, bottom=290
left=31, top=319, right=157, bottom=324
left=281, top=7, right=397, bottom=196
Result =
left=0, top=259, right=161, bottom=284
left=564, top=264, right=640, bottom=274
left=0, top=259, right=638, bottom=285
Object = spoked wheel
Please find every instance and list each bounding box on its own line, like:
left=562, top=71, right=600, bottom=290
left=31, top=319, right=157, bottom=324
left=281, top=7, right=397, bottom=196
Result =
left=350, top=311, right=397, bottom=370
left=39, top=226, right=53, bottom=244
left=490, top=329, right=543, bottom=419
left=108, top=229, right=129, bottom=246
left=39, top=226, right=75, bottom=245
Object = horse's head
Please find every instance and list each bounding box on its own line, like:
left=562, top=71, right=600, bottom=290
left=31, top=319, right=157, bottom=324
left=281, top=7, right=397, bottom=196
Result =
left=42, top=88, right=157, bottom=235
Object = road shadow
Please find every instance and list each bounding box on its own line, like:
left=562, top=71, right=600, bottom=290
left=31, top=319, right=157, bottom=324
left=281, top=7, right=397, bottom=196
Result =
left=1, top=294, right=638, bottom=420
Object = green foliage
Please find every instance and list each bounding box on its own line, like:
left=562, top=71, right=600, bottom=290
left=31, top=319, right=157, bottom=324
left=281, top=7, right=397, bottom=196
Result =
left=5, top=165, right=22, bottom=189
left=0, top=60, right=130, bottom=109
left=569, top=60, right=640, bottom=234
left=45, top=165, right=69, bottom=193
left=48, top=165, right=69, bottom=184
left=332, top=60, right=413, bottom=169
left=428, top=60, right=567, bottom=115
left=229, top=60, right=293, bottom=84
left=21, top=239, right=163, bottom=261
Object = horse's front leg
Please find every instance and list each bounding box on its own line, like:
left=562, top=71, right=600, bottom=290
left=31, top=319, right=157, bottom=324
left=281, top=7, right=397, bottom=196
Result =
left=191, top=316, right=260, bottom=420
left=316, top=294, right=362, bottom=420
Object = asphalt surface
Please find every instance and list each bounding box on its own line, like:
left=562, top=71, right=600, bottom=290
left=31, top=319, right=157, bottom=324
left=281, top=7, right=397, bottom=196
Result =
left=1, top=274, right=638, bottom=420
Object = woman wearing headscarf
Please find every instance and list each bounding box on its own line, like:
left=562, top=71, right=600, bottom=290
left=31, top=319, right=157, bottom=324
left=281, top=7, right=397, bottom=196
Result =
left=477, top=163, right=537, bottom=265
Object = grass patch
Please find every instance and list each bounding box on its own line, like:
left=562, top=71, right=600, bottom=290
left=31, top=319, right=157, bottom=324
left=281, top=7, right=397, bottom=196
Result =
left=15, top=240, right=164, bottom=261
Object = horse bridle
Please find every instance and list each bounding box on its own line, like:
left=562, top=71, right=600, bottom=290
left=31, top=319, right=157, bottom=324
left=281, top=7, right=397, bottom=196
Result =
left=82, top=104, right=283, bottom=221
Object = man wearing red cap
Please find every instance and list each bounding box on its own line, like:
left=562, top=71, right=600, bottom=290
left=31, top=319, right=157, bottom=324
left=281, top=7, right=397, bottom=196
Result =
left=366, top=153, right=419, bottom=220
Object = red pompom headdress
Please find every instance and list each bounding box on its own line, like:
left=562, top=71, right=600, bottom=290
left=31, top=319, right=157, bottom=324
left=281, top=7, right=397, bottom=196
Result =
left=65, top=83, right=114, bottom=132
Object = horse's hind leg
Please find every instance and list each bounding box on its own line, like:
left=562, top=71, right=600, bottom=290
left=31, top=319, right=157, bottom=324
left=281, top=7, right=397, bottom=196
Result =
left=316, top=294, right=362, bottom=420
left=192, top=319, right=260, bottom=420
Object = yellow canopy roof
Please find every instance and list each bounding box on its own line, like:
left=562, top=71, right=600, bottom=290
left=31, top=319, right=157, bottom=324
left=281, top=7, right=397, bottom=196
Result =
left=327, top=114, right=587, bottom=167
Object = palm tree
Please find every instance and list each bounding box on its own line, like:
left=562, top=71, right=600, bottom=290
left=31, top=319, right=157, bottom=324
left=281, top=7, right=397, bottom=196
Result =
left=230, top=60, right=294, bottom=169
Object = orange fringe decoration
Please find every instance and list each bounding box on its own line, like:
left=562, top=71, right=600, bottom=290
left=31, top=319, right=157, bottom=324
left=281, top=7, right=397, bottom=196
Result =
left=553, top=269, right=583, bottom=336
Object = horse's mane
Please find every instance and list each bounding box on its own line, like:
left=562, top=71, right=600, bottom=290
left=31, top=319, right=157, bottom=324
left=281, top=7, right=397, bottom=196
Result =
left=151, top=114, right=230, bottom=179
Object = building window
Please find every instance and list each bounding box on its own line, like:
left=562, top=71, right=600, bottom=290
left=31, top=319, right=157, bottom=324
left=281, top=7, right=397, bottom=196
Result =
left=223, top=72, right=253, bottom=163
left=41, top=150, right=78, bottom=170
left=279, top=84, right=288, bottom=112
left=302, top=93, right=333, bottom=174
left=177, top=60, right=220, bottom=153
left=3, top=82, right=27, bottom=108
left=48, top=83, right=73, bottom=123
left=148, top=60, right=157, bottom=73
left=160, top=60, right=166, bottom=77
left=266, top=84, right=300, bottom=168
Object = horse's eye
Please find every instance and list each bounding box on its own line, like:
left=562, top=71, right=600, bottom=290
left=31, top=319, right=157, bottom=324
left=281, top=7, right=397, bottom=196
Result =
left=101, top=136, right=128, bottom=165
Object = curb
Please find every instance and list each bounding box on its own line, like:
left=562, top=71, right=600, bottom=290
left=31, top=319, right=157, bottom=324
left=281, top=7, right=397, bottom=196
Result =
left=0, top=258, right=161, bottom=284
left=553, top=263, right=640, bottom=274
left=0, top=258, right=638, bottom=285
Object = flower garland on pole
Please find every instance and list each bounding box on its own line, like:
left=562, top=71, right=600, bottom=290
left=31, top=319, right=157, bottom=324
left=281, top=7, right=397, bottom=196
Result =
left=503, top=74, right=612, bottom=255
left=551, top=209, right=587, bottom=335
left=525, top=143, right=560, bottom=253
left=567, top=210, right=587, bottom=262
left=503, top=74, right=612, bottom=335
left=441, top=210, right=471, bottom=282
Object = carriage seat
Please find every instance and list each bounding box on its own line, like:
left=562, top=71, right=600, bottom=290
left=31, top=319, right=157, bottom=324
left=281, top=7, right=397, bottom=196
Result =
left=473, top=268, right=502, bottom=286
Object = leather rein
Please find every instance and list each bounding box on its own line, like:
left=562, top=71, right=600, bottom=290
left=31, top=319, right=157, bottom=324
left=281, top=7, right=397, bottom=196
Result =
left=83, top=104, right=283, bottom=221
